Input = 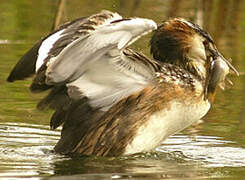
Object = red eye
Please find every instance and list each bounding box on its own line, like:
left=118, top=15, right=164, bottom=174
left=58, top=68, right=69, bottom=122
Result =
left=203, top=40, right=209, bottom=46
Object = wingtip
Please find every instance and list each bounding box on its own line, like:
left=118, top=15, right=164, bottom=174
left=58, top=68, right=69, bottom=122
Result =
left=6, top=75, right=14, bottom=82
left=6, top=70, right=25, bottom=82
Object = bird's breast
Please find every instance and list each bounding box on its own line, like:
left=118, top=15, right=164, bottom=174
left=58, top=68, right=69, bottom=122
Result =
left=124, top=98, right=210, bottom=155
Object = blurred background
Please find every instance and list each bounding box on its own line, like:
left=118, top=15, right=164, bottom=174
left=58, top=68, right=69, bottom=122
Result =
left=0, top=0, right=245, bottom=179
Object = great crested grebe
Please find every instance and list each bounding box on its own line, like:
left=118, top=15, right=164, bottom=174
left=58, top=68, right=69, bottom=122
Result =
left=7, top=10, right=238, bottom=156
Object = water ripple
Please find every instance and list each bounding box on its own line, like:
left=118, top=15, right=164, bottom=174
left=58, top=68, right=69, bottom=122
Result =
left=158, top=135, right=245, bottom=167
left=1, top=122, right=245, bottom=179
left=0, top=122, right=64, bottom=178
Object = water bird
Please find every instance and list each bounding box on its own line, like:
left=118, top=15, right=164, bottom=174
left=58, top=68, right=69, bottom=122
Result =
left=7, top=10, right=238, bottom=156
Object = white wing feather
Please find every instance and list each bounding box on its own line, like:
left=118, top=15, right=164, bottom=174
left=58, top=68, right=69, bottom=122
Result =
left=45, top=17, right=157, bottom=110
left=36, top=29, right=65, bottom=72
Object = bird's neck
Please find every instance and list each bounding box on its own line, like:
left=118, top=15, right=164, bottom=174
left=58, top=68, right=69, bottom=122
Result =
left=184, top=59, right=207, bottom=82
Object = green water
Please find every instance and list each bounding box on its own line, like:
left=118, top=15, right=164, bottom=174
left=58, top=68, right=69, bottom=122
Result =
left=0, top=0, right=245, bottom=179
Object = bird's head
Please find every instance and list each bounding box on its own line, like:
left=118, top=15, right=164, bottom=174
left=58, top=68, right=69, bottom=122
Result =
left=150, top=18, right=239, bottom=101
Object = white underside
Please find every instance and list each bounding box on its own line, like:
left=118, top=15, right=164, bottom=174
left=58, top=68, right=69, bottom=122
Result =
left=124, top=99, right=210, bottom=155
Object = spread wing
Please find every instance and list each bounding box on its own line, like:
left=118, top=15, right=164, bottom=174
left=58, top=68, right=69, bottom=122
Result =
left=7, top=10, right=158, bottom=130
left=7, top=10, right=120, bottom=82
left=34, top=11, right=157, bottom=111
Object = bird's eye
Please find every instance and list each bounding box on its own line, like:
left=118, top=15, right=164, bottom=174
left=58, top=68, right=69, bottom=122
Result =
left=203, top=40, right=209, bottom=47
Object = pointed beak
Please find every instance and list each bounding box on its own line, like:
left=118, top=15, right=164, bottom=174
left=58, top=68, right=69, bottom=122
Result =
left=204, top=53, right=239, bottom=101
